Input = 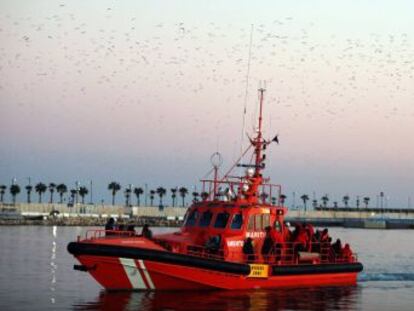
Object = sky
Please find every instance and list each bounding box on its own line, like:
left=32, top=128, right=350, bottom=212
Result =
left=0, top=0, right=413, bottom=208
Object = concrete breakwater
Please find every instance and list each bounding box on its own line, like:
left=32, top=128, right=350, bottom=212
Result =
left=0, top=203, right=186, bottom=226
left=287, top=209, right=414, bottom=229
left=0, top=216, right=182, bottom=227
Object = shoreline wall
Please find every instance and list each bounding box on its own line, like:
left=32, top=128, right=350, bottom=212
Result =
left=0, top=203, right=187, bottom=218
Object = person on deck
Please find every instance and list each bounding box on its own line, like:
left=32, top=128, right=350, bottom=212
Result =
left=341, top=244, right=354, bottom=262
left=141, top=224, right=153, bottom=239
left=105, top=218, right=115, bottom=235
left=261, top=227, right=274, bottom=258
left=320, top=228, right=330, bottom=243
left=304, top=223, right=315, bottom=251
left=205, top=235, right=221, bottom=254
left=243, top=237, right=255, bottom=262
left=294, top=226, right=308, bottom=253
left=127, top=224, right=135, bottom=234
left=332, top=238, right=342, bottom=256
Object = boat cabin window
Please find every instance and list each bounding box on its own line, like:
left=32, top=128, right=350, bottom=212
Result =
left=199, top=210, right=213, bottom=227
left=185, top=209, right=199, bottom=227
left=230, top=213, right=243, bottom=229
left=255, top=214, right=270, bottom=231
left=248, top=214, right=270, bottom=231
left=214, top=212, right=230, bottom=228
left=248, top=215, right=255, bottom=231
left=263, top=214, right=270, bottom=228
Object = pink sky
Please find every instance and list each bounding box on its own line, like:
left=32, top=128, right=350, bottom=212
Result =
left=1, top=1, right=413, bottom=207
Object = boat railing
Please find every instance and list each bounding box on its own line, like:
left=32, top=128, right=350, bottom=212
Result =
left=200, top=179, right=281, bottom=205
left=82, top=229, right=136, bottom=240
left=187, top=245, right=225, bottom=261
left=185, top=241, right=356, bottom=266
left=263, top=241, right=357, bottom=265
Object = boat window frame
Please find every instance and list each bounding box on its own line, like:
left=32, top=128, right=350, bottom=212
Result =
left=262, top=213, right=270, bottom=229
left=199, top=209, right=213, bottom=227
left=184, top=209, right=199, bottom=227
left=255, top=214, right=264, bottom=231
left=213, top=211, right=231, bottom=229
left=248, top=215, right=255, bottom=231
left=230, top=213, right=243, bottom=230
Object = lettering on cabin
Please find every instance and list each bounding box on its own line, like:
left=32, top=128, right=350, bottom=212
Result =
left=246, top=231, right=265, bottom=238
left=226, top=240, right=244, bottom=247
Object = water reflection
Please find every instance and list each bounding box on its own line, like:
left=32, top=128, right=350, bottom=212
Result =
left=74, top=286, right=360, bottom=311
left=50, top=225, right=58, bottom=305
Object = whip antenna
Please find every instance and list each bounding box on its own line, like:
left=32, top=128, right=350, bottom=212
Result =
left=240, top=24, right=254, bottom=163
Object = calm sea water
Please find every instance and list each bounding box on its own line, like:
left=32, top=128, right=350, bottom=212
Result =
left=0, top=226, right=413, bottom=311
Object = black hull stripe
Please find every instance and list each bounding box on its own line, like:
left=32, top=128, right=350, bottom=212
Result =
left=272, top=263, right=363, bottom=275
left=67, top=242, right=363, bottom=276
left=67, top=242, right=250, bottom=275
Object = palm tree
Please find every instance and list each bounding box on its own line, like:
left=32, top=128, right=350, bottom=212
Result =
left=201, top=192, right=209, bottom=201
left=25, top=185, right=33, bottom=203
left=70, top=189, right=77, bottom=205
left=321, top=195, right=329, bottom=208
left=312, top=199, right=318, bottom=209
left=49, top=183, right=56, bottom=203
left=363, top=197, right=370, bottom=208
left=133, top=187, right=143, bottom=206
left=10, top=184, right=21, bottom=205
left=343, top=195, right=350, bottom=208
left=279, top=194, right=287, bottom=206
left=108, top=182, right=121, bottom=205
left=156, top=187, right=167, bottom=207
left=271, top=197, right=277, bottom=205
left=192, top=191, right=199, bottom=203
left=0, top=185, right=7, bottom=203
left=79, top=186, right=88, bottom=204
left=56, top=184, right=67, bottom=203
left=124, top=187, right=132, bottom=206
left=300, top=194, right=309, bottom=211
left=170, top=188, right=177, bottom=207
left=356, top=197, right=360, bottom=210
left=179, top=187, right=188, bottom=207
left=35, top=182, right=47, bottom=203
left=149, top=190, right=155, bottom=206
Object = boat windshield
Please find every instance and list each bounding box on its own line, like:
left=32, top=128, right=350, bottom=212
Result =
left=214, top=212, right=230, bottom=228
left=185, top=209, right=199, bottom=227
left=230, top=213, right=243, bottom=229
left=199, top=210, right=213, bottom=227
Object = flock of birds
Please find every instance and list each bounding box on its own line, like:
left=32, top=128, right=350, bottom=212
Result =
left=0, top=4, right=412, bottom=121
left=0, top=3, right=413, bottom=205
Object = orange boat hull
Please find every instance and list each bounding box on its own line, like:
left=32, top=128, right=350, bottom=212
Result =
left=76, top=255, right=358, bottom=290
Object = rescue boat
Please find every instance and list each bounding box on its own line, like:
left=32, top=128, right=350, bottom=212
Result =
left=68, top=88, right=363, bottom=290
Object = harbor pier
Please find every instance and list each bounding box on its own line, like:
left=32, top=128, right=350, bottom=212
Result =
left=1, top=203, right=414, bottom=228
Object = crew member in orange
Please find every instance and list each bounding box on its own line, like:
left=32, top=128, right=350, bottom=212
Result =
left=295, top=227, right=308, bottom=253
left=341, top=244, right=354, bottom=262
left=304, top=223, right=315, bottom=251
left=320, top=228, right=330, bottom=243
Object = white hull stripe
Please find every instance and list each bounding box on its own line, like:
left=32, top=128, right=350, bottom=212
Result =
left=119, top=258, right=147, bottom=289
left=138, top=259, right=155, bottom=289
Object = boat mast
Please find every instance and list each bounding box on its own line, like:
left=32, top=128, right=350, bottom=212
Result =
left=243, top=88, right=266, bottom=204
left=254, top=88, right=265, bottom=177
